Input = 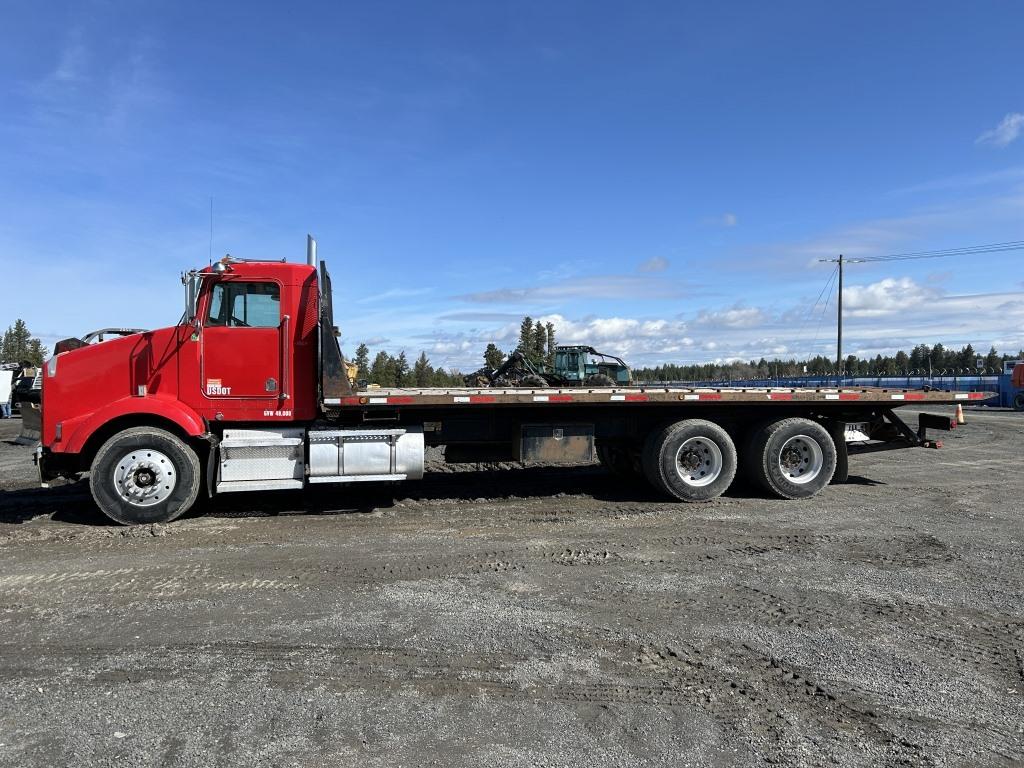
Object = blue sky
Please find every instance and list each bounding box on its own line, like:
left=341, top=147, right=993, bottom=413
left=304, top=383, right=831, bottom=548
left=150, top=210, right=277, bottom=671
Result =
left=2, top=1, right=1023, bottom=370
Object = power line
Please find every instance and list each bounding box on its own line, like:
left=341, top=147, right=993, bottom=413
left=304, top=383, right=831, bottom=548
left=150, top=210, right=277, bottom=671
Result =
left=816, top=239, right=1024, bottom=379
left=843, top=239, right=1024, bottom=263
left=791, top=264, right=838, bottom=360
left=807, top=267, right=838, bottom=364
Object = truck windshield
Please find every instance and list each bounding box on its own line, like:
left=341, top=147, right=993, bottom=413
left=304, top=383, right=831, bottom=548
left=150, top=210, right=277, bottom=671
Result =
left=207, top=282, right=281, bottom=328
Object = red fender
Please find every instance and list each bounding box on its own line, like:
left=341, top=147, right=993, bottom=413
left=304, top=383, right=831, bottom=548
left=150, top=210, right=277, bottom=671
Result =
left=60, top=395, right=206, bottom=455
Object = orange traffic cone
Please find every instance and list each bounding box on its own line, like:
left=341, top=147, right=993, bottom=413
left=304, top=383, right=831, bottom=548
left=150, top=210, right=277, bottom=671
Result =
left=955, top=403, right=965, bottom=425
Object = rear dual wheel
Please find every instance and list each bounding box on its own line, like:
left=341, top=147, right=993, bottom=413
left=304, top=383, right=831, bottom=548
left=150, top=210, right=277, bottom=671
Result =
left=744, top=418, right=837, bottom=499
left=642, top=420, right=737, bottom=502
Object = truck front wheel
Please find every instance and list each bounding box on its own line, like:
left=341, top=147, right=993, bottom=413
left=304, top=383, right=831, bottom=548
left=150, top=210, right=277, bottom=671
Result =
left=642, top=419, right=737, bottom=502
left=90, top=427, right=202, bottom=525
left=745, top=418, right=836, bottom=499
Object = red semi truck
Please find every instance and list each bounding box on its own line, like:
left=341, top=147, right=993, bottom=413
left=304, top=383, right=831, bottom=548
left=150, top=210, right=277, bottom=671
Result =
left=35, top=237, right=992, bottom=525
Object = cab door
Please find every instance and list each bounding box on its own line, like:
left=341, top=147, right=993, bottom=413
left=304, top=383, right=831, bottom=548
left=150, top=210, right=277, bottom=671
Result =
left=201, top=280, right=284, bottom=400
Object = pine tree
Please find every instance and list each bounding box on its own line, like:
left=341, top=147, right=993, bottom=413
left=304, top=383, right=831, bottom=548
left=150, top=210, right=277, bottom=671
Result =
left=26, top=339, right=46, bottom=367
left=369, top=351, right=391, bottom=385
left=957, top=344, right=976, bottom=371
left=354, top=343, right=370, bottom=381
left=483, top=343, right=505, bottom=369
left=0, top=327, right=12, bottom=362
left=533, top=320, right=546, bottom=363
left=1, top=319, right=45, bottom=365
left=545, top=322, right=556, bottom=365
left=413, top=351, right=432, bottom=386
left=984, top=346, right=1000, bottom=373
left=394, top=351, right=410, bottom=387
left=518, top=317, right=534, bottom=356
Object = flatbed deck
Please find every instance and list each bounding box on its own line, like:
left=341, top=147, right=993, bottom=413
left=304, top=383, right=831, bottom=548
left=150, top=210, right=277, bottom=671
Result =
left=326, top=386, right=992, bottom=408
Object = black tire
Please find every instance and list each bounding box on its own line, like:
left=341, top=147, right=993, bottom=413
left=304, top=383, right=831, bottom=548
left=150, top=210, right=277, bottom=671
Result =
left=90, top=427, right=202, bottom=525
left=746, top=418, right=836, bottom=499
left=518, top=374, right=548, bottom=388
left=585, top=374, right=616, bottom=387
left=641, top=419, right=737, bottom=502
left=597, top=443, right=641, bottom=479
left=827, top=421, right=849, bottom=484
left=1014, top=392, right=1024, bottom=411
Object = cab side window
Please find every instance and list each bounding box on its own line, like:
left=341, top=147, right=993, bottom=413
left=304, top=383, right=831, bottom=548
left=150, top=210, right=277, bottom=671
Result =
left=206, top=282, right=280, bottom=328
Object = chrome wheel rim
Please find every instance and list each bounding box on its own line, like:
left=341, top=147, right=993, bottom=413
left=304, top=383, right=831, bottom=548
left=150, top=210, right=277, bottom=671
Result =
left=113, top=449, right=176, bottom=507
left=778, top=436, right=824, bottom=484
left=673, top=437, right=723, bottom=487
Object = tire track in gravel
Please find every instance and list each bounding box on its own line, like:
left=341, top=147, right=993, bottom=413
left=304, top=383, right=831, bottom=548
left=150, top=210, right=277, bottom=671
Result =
left=630, top=640, right=936, bottom=767
left=0, top=637, right=950, bottom=767
left=0, top=543, right=631, bottom=599
left=581, top=579, right=1022, bottom=684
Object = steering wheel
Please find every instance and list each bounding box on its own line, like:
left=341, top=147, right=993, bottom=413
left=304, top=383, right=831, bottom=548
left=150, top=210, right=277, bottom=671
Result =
left=230, top=315, right=250, bottom=327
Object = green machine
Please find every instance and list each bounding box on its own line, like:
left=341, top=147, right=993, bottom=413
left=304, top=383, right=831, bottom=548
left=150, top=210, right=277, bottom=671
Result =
left=552, top=345, right=632, bottom=386
left=467, top=345, right=632, bottom=388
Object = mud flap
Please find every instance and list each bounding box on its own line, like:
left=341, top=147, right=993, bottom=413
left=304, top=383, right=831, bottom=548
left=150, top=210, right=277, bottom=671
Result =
left=16, top=402, right=41, bottom=445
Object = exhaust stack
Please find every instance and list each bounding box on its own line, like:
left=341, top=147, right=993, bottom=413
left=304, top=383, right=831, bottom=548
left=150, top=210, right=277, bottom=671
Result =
left=307, top=234, right=317, bottom=266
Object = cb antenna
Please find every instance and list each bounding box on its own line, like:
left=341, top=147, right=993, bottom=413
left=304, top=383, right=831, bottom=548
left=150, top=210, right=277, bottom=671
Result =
left=208, top=197, right=214, bottom=266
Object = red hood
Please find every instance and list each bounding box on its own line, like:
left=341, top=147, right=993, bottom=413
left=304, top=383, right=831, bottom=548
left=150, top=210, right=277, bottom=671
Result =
left=42, top=326, right=189, bottom=448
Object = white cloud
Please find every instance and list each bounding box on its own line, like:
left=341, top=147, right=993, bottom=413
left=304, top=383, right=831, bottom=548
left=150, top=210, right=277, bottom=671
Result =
left=754, top=191, right=1024, bottom=270
left=886, top=166, right=1024, bottom=197
left=843, top=276, right=939, bottom=317
left=357, top=287, right=433, bottom=304
left=402, top=277, right=1024, bottom=370
left=637, top=256, right=669, bottom=273
left=455, top=274, right=691, bottom=303
left=976, top=113, right=1024, bottom=148
left=52, top=34, right=88, bottom=84
left=694, top=306, right=766, bottom=328
left=702, top=212, right=739, bottom=228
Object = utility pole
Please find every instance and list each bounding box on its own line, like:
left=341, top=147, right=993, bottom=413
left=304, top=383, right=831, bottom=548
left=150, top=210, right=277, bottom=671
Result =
left=836, top=254, right=843, bottom=381
left=819, top=254, right=849, bottom=385
left=814, top=240, right=1023, bottom=385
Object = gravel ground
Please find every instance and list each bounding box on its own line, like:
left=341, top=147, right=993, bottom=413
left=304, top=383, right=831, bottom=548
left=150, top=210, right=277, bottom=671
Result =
left=0, top=409, right=1022, bottom=767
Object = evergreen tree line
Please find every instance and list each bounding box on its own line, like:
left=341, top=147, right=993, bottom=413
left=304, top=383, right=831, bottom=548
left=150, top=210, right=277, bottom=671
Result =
left=516, top=316, right=556, bottom=366
left=352, top=316, right=556, bottom=387
left=473, top=317, right=557, bottom=373
left=351, top=344, right=464, bottom=388
left=1, top=319, right=47, bottom=366
left=632, top=343, right=1024, bottom=383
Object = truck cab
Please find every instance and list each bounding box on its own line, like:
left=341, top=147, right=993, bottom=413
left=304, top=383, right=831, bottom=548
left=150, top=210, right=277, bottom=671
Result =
left=36, top=242, right=375, bottom=524
left=40, top=259, right=324, bottom=456
left=554, top=345, right=632, bottom=386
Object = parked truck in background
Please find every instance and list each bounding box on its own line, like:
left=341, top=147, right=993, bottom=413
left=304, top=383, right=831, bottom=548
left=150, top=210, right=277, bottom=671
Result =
left=34, top=237, right=993, bottom=525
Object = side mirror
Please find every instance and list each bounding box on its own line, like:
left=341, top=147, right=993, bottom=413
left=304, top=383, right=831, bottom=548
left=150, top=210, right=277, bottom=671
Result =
left=183, top=272, right=202, bottom=330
